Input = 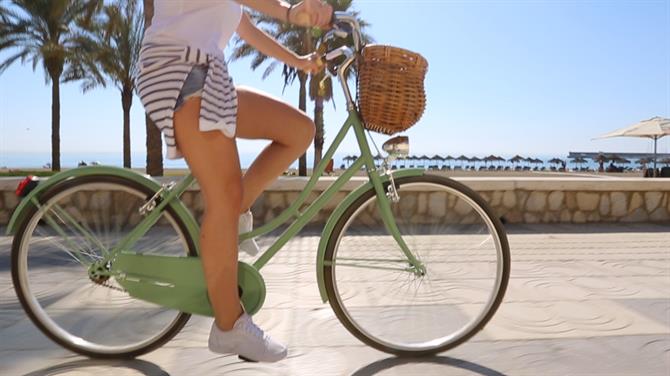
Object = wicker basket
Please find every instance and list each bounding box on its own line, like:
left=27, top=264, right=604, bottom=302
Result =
left=357, top=45, right=428, bottom=135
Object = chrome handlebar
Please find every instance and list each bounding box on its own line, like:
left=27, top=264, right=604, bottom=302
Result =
left=331, top=11, right=362, bottom=52
left=319, top=12, right=363, bottom=111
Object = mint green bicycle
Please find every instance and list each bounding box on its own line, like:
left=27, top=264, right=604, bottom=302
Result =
left=8, top=13, right=509, bottom=359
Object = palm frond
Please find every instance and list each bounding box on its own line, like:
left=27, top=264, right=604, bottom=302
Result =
left=0, top=48, right=33, bottom=74
left=262, top=60, right=280, bottom=80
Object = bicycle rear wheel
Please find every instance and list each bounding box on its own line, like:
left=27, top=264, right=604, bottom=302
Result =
left=324, top=174, right=510, bottom=356
left=11, top=175, right=196, bottom=358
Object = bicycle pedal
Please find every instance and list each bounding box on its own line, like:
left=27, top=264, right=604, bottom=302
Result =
left=238, top=355, right=258, bottom=363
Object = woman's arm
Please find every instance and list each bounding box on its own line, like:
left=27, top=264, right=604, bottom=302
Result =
left=234, top=0, right=332, bottom=28
left=234, top=0, right=290, bottom=23
left=236, top=12, right=320, bottom=73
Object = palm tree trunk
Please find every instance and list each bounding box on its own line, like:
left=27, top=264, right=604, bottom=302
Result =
left=297, top=29, right=314, bottom=177
left=51, top=75, right=61, bottom=172
left=121, top=85, right=133, bottom=168
left=313, top=95, right=324, bottom=170
left=143, top=0, right=163, bottom=176
left=298, top=72, right=308, bottom=177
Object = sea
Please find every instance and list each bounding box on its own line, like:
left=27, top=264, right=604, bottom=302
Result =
left=0, top=151, right=605, bottom=171
left=1, top=151, right=355, bottom=170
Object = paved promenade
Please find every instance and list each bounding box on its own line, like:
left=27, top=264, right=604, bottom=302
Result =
left=1, top=223, right=668, bottom=375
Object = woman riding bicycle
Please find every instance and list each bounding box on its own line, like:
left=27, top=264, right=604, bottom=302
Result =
left=138, top=0, right=332, bottom=363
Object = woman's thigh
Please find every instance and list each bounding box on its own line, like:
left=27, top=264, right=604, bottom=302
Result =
left=235, top=86, right=315, bottom=147
left=173, top=97, right=242, bottom=206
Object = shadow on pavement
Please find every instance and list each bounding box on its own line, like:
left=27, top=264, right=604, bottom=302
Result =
left=350, top=355, right=507, bottom=376
left=23, top=358, right=170, bottom=376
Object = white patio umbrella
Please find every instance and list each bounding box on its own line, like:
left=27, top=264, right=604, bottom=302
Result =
left=595, top=117, right=670, bottom=173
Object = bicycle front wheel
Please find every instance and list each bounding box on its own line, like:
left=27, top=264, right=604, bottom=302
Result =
left=324, top=174, right=510, bottom=356
left=11, top=175, right=196, bottom=358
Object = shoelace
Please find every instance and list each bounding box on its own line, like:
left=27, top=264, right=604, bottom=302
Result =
left=241, top=318, right=266, bottom=341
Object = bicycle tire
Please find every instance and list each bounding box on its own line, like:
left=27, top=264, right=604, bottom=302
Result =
left=11, top=175, right=196, bottom=359
left=323, top=174, right=510, bottom=356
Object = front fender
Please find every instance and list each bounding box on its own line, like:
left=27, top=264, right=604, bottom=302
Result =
left=5, top=167, right=200, bottom=250
left=315, top=168, right=425, bottom=303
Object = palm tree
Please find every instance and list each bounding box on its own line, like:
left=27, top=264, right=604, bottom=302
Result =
left=141, top=0, right=162, bottom=176
left=93, top=0, right=143, bottom=168
left=230, top=0, right=370, bottom=175
left=0, top=0, right=104, bottom=171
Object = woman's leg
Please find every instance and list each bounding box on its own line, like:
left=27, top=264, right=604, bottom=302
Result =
left=173, top=97, right=243, bottom=330
left=235, top=86, right=316, bottom=212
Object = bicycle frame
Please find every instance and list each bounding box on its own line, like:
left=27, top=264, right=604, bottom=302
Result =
left=104, top=109, right=421, bottom=273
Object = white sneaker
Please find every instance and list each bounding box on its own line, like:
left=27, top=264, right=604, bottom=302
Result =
left=239, top=210, right=260, bottom=256
left=208, top=313, right=288, bottom=362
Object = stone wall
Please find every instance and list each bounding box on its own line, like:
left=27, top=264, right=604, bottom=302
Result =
left=0, top=176, right=668, bottom=227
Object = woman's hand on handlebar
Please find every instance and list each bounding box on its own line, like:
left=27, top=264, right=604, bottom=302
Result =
left=293, top=52, right=325, bottom=74
left=288, top=0, right=333, bottom=28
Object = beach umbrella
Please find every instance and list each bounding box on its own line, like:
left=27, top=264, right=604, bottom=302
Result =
left=495, top=155, right=506, bottom=168
left=612, top=156, right=630, bottom=164
left=456, top=155, right=470, bottom=167
left=431, top=154, right=443, bottom=168
left=508, top=155, right=525, bottom=164
left=492, top=155, right=506, bottom=168
left=592, top=153, right=608, bottom=163
left=571, top=156, right=587, bottom=169
left=482, top=155, right=497, bottom=166
left=507, top=155, right=525, bottom=169
left=548, top=158, right=563, bottom=164
left=470, top=156, right=482, bottom=166
left=595, top=116, right=670, bottom=173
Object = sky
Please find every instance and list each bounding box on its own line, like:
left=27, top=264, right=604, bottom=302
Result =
left=1, top=0, right=669, bottom=167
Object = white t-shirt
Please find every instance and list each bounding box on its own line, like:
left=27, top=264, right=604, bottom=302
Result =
left=143, top=0, right=243, bottom=59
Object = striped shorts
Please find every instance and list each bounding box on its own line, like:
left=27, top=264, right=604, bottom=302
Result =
left=136, top=42, right=238, bottom=160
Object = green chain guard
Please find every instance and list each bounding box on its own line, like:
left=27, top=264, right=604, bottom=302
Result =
left=112, top=252, right=266, bottom=316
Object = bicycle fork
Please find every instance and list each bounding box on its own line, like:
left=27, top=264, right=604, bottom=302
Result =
left=368, top=168, right=426, bottom=277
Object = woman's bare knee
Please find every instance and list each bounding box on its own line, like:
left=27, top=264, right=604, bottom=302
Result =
left=293, top=114, right=316, bottom=150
